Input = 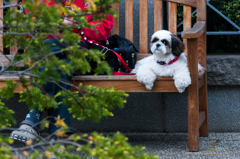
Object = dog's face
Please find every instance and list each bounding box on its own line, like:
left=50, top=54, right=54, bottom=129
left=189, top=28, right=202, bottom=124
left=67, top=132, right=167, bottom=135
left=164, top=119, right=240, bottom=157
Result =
left=150, top=30, right=185, bottom=57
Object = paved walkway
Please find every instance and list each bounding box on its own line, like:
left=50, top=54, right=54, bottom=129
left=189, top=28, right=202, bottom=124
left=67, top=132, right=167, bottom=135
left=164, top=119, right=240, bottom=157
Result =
left=7, top=132, right=240, bottom=158
left=127, top=132, right=240, bottom=159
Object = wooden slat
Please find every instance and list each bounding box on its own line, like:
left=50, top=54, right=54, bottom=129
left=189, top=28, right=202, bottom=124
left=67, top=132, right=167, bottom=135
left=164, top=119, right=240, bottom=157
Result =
left=164, top=0, right=196, bottom=7
left=125, top=0, right=133, bottom=42
left=183, top=5, right=191, bottom=54
left=0, top=55, right=13, bottom=66
left=0, top=81, right=28, bottom=93
left=198, top=27, right=208, bottom=137
left=198, top=75, right=204, bottom=89
left=168, top=2, right=177, bottom=35
left=111, top=3, right=119, bottom=35
left=197, top=0, right=207, bottom=71
left=0, top=0, right=3, bottom=55
left=187, top=38, right=199, bottom=152
left=182, top=21, right=206, bottom=39
left=0, top=73, right=203, bottom=93
left=73, top=75, right=173, bottom=81
left=154, top=0, right=163, bottom=32
left=197, top=31, right=206, bottom=68
left=0, top=55, right=25, bottom=67
left=136, top=53, right=150, bottom=61
left=183, top=6, right=192, bottom=32
left=0, top=75, right=30, bottom=93
left=198, top=111, right=206, bottom=129
left=10, top=0, right=18, bottom=55
left=199, top=72, right=208, bottom=137
left=72, top=76, right=180, bottom=92
left=197, top=0, right=206, bottom=21
left=139, top=0, right=148, bottom=53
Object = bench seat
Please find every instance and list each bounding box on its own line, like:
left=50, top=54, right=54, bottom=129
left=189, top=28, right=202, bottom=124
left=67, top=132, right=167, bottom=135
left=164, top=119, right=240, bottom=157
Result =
left=0, top=74, right=204, bottom=93
left=72, top=75, right=204, bottom=93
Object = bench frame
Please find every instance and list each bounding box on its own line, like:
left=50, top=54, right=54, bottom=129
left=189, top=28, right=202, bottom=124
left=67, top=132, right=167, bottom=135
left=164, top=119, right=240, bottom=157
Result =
left=74, top=0, right=209, bottom=152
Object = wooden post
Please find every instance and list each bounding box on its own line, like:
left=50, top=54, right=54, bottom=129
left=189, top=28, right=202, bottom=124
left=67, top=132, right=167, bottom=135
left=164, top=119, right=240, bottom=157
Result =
left=197, top=0, right=208, bottom=137
left=187, top=38, right=199, bottom=151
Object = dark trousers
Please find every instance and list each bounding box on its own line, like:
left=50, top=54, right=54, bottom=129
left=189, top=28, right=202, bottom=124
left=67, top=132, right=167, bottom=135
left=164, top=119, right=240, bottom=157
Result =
left=21, top=39, right=90, bottom=135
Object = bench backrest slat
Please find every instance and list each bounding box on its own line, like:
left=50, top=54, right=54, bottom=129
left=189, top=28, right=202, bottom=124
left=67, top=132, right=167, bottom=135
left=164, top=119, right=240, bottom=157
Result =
left=165, top=0, right=196, bottom=7
left=125, top=0, right=134, bottom=43
left=10, top=0, right=19, bottom=55
left=197, top=0, right=206, bottom=21
left=111, top=3, right=119, bottom=35
left=139, top=0, right=148, bottom=53
left=197, top=0, right=207, bottom=67
left=183, top=5, right=192, bottom=54
left=168, top=2, right=177, bottom=35
left=154, top=0, right=163, bottom=32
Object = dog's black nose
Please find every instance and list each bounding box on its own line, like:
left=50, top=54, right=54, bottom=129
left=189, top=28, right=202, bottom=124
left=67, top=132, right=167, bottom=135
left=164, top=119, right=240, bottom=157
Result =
left=156, top=44, right=161, bottom=48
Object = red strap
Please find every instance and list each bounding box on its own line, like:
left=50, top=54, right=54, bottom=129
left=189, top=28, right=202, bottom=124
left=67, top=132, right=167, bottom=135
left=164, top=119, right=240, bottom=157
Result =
left=81, top=33, right=134, bottom=74
left=110, top=50, right=132, bottom=72
left=112, top=71, right=136, bottom=75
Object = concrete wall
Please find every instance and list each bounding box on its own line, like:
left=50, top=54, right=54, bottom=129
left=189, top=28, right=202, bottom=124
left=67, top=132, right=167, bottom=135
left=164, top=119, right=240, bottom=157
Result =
left=6, top=85, right=240, bottom=133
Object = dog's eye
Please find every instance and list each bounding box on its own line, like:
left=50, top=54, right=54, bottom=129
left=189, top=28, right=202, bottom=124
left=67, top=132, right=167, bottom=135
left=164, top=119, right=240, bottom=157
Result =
left=152, top=38, right=159, bottom=43
left=161, top=40, right=169, bottom=45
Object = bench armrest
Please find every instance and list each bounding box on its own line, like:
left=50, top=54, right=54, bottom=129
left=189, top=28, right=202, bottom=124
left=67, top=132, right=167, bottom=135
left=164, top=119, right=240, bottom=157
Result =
left=181, top=21, right=206, bottom=39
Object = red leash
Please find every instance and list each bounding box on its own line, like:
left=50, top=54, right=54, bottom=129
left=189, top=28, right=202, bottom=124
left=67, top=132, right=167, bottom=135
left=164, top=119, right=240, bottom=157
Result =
left=80, top=29, right=135, bottom=75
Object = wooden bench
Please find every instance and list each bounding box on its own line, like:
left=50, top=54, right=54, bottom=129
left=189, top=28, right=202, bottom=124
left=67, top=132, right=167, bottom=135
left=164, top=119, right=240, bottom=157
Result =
left=74, top=0, right=209, bottom=152
left=0, top=0, right=208, bottom=151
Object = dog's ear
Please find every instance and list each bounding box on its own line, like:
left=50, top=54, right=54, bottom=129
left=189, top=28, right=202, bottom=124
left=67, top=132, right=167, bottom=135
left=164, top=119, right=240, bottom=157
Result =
left=171, top=34, right=185, bottom=57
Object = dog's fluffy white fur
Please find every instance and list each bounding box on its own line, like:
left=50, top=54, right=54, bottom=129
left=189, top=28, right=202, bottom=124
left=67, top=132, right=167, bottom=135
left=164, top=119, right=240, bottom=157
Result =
left=131, top=30, right=205, bottom=93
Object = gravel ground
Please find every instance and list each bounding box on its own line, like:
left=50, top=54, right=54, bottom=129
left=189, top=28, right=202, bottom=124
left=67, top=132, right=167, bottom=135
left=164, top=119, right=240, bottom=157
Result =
left=127, top=132, right=240, bottom=159
left=3, top=132, right=240, bottom=158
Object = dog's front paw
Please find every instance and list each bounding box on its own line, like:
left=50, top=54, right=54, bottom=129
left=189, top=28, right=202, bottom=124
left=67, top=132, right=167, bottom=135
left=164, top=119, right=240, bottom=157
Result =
left=174, top=74, right=191, bottom=93
left=174, top=78, right=190, bottom=93
left=176, top=86, right=186, bottom=93
left=145, top=84, right=153, bottom=90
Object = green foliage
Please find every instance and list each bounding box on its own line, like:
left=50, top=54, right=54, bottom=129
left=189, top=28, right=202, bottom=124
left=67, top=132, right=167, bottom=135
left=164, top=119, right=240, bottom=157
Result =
left=0, top=0, right=158, bottom=158
left=0, top=141, right=13, bottom=159
left=176, top=1, right=240, bottom=53
left=19, top=87, right=58, bottom=111
left=207, top=0, right=240, bottom=53
left=211, top=0, right=240, bottom=27
left=0, top=80, right=17, bottom=100
left=58, top=84, right=128, bottom=122
left=0, top=101, right=15, bottom=128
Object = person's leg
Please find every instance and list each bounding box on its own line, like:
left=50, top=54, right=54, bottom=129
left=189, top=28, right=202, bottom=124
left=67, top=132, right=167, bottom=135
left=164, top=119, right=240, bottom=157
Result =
left=47, top=59, right=73, bottom=135
left=47, top=41, right=90, bottom=135
left=10, top=62, right=59, bottom=143
left=11, top=40, right=90, bottom=142
left=10, top=39, right=65, bottom=142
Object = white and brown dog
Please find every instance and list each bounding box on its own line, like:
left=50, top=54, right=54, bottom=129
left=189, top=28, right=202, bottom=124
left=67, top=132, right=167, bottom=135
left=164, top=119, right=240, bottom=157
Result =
left=131, top=30, right=205, bottom=93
